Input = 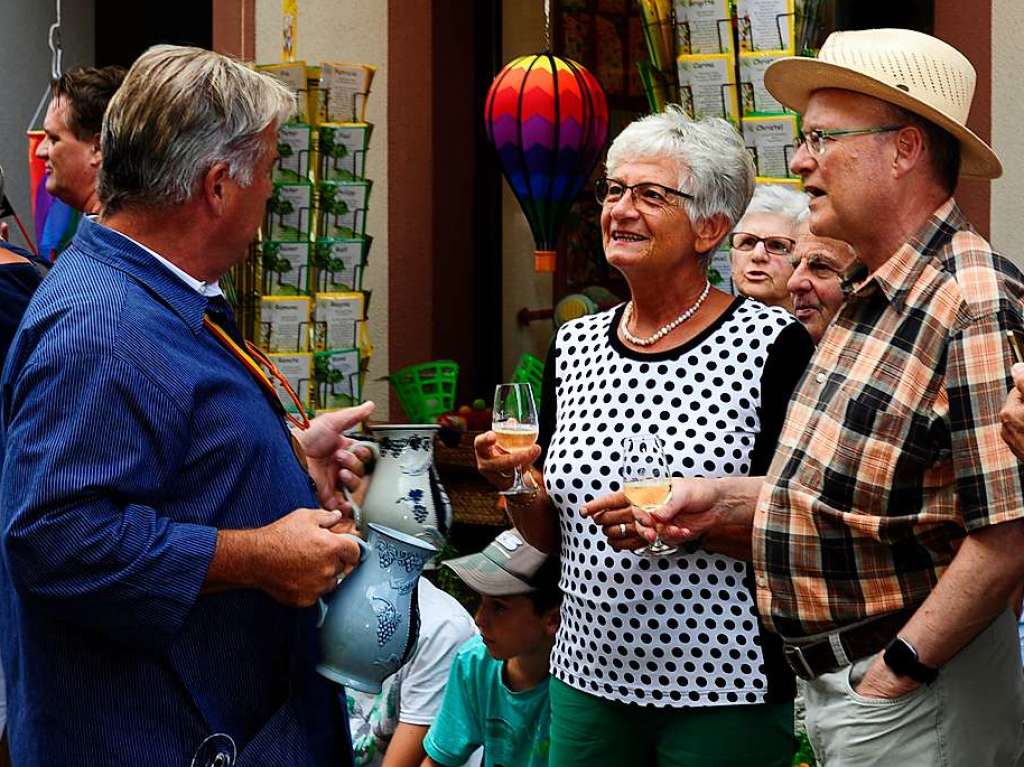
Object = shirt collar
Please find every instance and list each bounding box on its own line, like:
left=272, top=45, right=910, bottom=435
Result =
left=851, top=198, right=965, bottom=312
left=71, top=216, right=219, bottom=335
left=106, top=228, right=223, bottom=297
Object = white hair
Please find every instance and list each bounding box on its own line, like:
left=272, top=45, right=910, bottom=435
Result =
left=605, top=105, right=755, bottom=246
left=99, top=45, right=295, bottom=213
left=736, top=184, right=810, bottom=230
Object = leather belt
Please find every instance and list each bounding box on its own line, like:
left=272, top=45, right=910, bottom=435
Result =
left=782, top=607, right=916, bottom=680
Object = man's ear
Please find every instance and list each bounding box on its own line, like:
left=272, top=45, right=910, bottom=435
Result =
left=89, top=133, right=102, bottom=168
left=693, top=213, right=731, bottom=257
left=892, top=125, right=926, bottom=178
left=203, top=162, right=232, bottom=216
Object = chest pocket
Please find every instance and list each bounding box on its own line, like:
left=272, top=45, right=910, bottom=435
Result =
left=799, top=395, right=939, bottom=515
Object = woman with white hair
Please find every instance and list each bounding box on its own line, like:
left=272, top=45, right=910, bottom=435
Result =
left=730, top=184, right=810, bottom=311
left=474, top=106, right=814, bottom=765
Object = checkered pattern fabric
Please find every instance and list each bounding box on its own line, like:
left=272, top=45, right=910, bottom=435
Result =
left=753, top=199, right=1024, bottom=638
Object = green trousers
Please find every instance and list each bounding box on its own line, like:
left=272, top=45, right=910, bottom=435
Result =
left=548, top=677, right=796, bottom=767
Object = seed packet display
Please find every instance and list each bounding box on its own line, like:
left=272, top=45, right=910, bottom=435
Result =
left=314, top=238, right=366, bottom=292
left=262, top=241, right=311, bottom=296
left=319, top=122, right=372, bottom=181
left=313, top=348, right=362, bottom=409
left=737, top=0, right=795, bottom=53
left=306, top=66, right=328, bottom=126
left=676, top=54, right=740, bottom=123
left=259, top=296, right=312, bottom=352
left=267, top=353, right=313, bottom=414
left=318, top=180, right=371, bottom=239
left=313, top=292, right=364, bottom=351
left=743, top=115, right=799, bottom=177
left=257, top=62, right=309, bottom=123
left=273, top=124, right=313, bottom=183
left=739, top=53, right=789, bottom=115
left=674, top=0, right=734, bottom=55
left=267, top=183, right=313, bottom=242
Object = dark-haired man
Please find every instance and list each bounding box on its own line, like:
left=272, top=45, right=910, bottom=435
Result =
left=35, top=65, right=125, bottom=215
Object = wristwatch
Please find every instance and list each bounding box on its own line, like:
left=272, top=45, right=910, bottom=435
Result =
left=882, top=636, right=939, bottom=684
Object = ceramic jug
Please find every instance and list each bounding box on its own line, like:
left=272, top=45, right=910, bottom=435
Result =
left=348, top=424, right=453, bottom=547
left=317, top=524, right=437, bottom=693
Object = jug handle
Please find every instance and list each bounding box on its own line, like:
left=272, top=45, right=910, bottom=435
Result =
left=317, top=533, right=371, bottom=629
left=343, top=439, right=380, bottom=530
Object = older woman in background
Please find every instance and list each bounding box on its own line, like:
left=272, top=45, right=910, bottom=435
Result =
left=786, top=225, right=859, bottom=344
left=730, top=184, right=809, bottom=311
left=475, top=106, right=814, bottom=766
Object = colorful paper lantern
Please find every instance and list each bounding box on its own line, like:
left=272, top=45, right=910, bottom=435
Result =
left=484, top=53, right=608, bottom=272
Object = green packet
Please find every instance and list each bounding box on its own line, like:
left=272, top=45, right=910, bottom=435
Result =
left=319, top=122, right=373, bottom=181
left=266, top=183, right=313, bottom=242
left=317, top=180, right=371, bottom=239
left=313, top=348, right=363, bottom=409
left=262, top=241, right=311, bottom=296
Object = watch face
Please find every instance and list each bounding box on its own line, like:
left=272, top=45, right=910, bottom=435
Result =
left=884, top=637, right=937, bottom=683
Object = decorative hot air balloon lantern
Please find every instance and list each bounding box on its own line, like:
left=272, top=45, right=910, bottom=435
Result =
left=484, top=53, right=609, bottom=272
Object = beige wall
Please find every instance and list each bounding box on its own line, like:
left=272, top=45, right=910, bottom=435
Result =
left=990, top=0, right=1024, bottom=263
left=501, top=3, right=556, bottom=377
left=255, top=0, right=390, bottom=417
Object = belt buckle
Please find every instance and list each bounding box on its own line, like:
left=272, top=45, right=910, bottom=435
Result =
left=783, top=643, right=815, bottom=680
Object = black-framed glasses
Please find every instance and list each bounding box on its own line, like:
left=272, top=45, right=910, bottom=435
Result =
left=794, top=125, right=905, bottom=156
left=730, top=232, right=796, bottom=256
left=595, top=176, right=693, bottom=213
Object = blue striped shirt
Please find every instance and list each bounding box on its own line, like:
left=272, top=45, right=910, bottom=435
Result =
left=0, top=217, right=349, bottom=765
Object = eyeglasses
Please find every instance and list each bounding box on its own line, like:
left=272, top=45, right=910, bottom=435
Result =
left=595, top=177, right=693, bottom=213
left=730, top=232, right=796, bottom=256
left=794, top=125, right=905, bottom=156
left=788, top=253, right=844, bottom=280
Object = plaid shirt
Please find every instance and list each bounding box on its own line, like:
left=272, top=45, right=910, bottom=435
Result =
left=753, top=199, right=1024, bottom=638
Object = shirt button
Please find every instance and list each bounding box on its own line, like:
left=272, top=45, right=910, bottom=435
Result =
left=815, top=372, right=827, bottom=384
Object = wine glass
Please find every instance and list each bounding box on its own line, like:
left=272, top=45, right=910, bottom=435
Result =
left=620, top=436, right=675, bottom=557
left=492, top=383, right=539, bottom=496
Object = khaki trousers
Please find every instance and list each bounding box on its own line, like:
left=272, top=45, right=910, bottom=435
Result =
left=804, top=610, right=1024, bottom=766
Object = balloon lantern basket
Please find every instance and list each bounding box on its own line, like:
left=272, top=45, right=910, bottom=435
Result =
left=388, top=361, right=459, bottom=423
left=511, top=353, right=544, bottom=406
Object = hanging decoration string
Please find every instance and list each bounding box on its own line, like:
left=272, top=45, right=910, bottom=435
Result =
left=27, top=0, right=63, bottom=132
left=544, top=0, right=551, bottom=51
left=49, top=0, right=63, bottom=80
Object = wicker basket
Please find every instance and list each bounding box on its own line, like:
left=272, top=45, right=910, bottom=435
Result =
left=435, top=431, right=508, bottom=527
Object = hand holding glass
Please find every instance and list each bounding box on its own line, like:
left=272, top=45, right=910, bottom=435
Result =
left=492, top=383, right=539, bottom=496
left=620, top=436, right=675, bottom=556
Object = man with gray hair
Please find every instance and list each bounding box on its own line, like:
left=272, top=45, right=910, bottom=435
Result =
left=1, top=46, right=372, bottom=766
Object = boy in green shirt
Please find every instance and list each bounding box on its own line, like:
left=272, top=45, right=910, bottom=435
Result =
left=421, top=529, right=561, bottom=767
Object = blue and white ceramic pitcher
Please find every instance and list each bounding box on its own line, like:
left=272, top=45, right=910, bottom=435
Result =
left=347, top=424, right=453, bottom=547
left=316, top=523, right=437, bottom=693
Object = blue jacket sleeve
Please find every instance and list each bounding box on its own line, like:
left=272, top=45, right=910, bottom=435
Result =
left=1, top=350, right=218, bottom=652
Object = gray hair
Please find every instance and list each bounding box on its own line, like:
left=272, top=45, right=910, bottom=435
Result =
left=99, top=45, right=295, bottom=213
left=605, top=104, right=755, bottom=255
left=736, top=184, right=809, bottom=230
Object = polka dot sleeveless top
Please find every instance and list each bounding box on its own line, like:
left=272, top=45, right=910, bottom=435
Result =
left=542, top=298, right=800, bottom=708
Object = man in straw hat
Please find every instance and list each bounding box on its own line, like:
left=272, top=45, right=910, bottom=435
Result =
left=587, top=28, right=1024, bottom=765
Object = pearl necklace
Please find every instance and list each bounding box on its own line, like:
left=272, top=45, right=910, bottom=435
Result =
left=619, top=281, right=711, bottom=347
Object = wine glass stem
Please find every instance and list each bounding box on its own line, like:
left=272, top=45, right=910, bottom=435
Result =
left=512, top=465, right=524, bottom=490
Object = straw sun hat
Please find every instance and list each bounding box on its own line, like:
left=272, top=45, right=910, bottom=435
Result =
left=764, top=28, right=1001, bottom=179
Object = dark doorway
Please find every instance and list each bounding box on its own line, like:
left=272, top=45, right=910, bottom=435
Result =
left=95, top=0, right=212, bottom=69
left=835, top=0, right=934, bottom=33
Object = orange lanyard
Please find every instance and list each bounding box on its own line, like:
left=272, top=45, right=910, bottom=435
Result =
left=204, top=315, right=311, bottom=431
